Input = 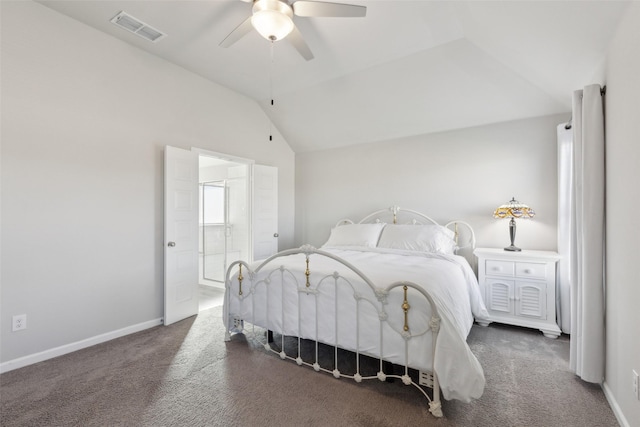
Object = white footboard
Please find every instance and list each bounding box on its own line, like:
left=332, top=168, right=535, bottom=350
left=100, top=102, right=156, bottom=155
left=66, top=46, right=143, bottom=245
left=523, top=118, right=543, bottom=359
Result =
left=223, top=245, right=444, bottom=418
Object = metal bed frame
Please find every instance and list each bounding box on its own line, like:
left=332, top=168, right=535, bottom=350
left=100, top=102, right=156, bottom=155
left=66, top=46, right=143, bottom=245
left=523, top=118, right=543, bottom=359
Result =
left=224, top=206, right=476, bottom=418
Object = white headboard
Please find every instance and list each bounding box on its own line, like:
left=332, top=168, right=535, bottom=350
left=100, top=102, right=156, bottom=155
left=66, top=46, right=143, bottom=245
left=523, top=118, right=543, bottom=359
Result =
left=335, top=206, right=477, bottom=269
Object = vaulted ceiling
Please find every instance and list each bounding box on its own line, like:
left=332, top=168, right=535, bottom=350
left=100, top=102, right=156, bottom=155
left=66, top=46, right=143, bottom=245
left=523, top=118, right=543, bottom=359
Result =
left=38, top=1, right=629, bottom=152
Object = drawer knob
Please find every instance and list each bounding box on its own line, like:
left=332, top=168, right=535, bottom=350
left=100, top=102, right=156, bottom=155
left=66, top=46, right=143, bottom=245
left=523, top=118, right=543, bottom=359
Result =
left=524, top=268, right=532, bottom=274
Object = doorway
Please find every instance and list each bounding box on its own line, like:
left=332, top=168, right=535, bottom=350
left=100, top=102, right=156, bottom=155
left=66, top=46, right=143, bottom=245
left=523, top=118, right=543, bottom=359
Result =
left=200, top=180, right=227, bottom=283
left=164, top=145, right=278, bottom=323
left=198, top=154, right=251, bottom=310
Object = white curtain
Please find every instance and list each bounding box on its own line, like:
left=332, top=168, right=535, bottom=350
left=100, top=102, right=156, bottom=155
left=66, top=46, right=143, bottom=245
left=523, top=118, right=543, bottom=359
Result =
left=556, top=124, right=573, bottom=334
left=568, top=84, right=606, bottom=383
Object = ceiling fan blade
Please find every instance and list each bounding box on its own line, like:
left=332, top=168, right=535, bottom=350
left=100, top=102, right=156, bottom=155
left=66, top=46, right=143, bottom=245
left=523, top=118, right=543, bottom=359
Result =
left=219, top=16, right=254, bottom=48
left=293, top=1, right=366, bottom=18
left=288, top=25, right=314, bottom=61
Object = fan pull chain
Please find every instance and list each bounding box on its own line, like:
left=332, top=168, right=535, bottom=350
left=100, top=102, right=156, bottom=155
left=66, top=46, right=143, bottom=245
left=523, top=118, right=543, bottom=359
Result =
left=269, top=40, right=274, bottom=142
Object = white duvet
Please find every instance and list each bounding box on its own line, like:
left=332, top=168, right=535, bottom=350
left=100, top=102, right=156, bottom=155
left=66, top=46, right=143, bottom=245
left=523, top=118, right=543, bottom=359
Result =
left=224, top=246, right=490, bottom=402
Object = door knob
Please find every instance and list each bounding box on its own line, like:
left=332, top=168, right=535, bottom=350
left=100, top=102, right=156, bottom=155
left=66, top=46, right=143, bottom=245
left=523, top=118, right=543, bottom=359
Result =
left=167, top=241, right=176, bottom=247
left=273, top=233, right=279, bottom=238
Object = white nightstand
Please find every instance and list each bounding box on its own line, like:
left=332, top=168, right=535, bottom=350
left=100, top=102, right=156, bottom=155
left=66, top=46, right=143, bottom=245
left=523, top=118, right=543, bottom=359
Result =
left=474, top=248, right=561, bottom=338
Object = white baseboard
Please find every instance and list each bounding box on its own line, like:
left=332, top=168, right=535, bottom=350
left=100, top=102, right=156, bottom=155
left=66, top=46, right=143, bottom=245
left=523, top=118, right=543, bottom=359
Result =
left=602, top=381, right=632, bottom=427
left=0, top=318, right=163, bottom=374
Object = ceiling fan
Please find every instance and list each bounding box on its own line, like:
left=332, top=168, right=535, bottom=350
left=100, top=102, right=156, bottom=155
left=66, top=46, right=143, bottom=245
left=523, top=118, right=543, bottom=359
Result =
left=219, top=0, right=366, bottom=61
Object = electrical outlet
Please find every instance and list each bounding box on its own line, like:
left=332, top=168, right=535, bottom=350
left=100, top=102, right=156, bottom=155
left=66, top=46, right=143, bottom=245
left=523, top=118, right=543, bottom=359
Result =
left=633, top=370, right=639, bottom=400
left=12, top=314, right=27, bottom=332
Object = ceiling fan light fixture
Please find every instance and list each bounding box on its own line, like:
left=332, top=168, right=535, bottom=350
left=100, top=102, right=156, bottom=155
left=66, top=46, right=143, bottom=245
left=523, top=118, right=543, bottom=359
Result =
left=251, top=0, right=294, bottom=41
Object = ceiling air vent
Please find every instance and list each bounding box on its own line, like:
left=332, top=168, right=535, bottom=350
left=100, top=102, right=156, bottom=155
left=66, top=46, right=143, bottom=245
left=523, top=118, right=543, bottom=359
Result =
left=110, top=11, right=166, bottom=43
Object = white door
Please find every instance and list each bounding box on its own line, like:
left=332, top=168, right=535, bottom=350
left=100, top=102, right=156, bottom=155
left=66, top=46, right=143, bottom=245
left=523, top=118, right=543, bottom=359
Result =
left=164, top=146, right=199, bottom=325
left=252, top=165, right=278, bottom=261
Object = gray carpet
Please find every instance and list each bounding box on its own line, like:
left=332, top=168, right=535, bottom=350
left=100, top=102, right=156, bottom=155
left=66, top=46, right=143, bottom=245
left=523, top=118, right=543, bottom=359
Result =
left=0, top=306, right=618, bottom=426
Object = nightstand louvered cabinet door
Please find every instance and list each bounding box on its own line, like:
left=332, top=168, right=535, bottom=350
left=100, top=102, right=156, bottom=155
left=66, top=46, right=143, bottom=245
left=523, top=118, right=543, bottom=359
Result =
left=474, top=248, right=561, bottom=339
left=485, top=279, right=514, bottom=314
left=516, top=282, right=545, bottom=318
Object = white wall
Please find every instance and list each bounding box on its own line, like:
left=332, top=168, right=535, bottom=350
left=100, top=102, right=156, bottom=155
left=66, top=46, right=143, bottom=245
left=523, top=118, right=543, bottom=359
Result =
left=603, top=3, right=640, bottom=425
left=295, top=113, right=568, bottom=252
left=0, top=1, right=295, bottom=364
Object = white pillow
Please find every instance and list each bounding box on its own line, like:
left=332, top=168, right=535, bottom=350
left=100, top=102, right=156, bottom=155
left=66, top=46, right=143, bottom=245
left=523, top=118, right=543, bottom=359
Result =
left=377, top=224, right=457, bottom=254
left=323, top=223, right=385, bottom=248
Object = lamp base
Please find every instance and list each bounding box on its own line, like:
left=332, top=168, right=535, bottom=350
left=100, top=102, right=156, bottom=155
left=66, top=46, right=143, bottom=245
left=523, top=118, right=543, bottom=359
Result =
left=505, top=218, right=521, bottom=251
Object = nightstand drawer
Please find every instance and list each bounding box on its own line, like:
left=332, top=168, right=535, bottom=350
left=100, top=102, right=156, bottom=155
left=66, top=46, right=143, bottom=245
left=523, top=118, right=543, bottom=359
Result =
left=515, top=262, right=546, bottom=279
left=485, top=260, right=514, bottom=276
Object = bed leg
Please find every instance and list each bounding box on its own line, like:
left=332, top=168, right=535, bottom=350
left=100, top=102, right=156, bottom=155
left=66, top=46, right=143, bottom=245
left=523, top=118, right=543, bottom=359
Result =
left=382, top=360, right=395, bottom=382
left=428, top=374, right=443, bottom=418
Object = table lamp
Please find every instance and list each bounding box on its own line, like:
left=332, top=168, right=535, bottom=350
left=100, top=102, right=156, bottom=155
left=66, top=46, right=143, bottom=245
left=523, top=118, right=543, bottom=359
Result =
left=493, top=197, right=535, bottom=251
